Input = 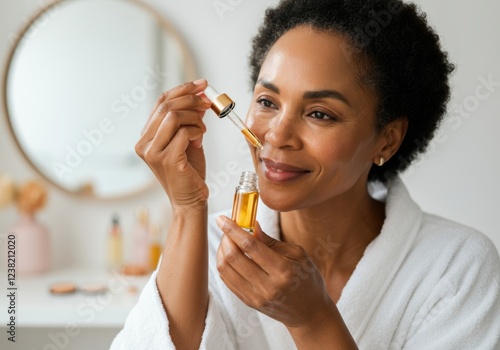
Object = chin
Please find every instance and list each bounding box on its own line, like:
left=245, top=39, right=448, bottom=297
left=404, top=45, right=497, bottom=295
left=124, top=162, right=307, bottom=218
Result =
left=259, top=190, right=301, bottom=213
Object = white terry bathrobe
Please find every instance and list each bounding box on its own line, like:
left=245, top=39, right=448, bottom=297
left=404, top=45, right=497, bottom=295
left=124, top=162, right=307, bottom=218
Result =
left=111, top=178, right=500, bottom=349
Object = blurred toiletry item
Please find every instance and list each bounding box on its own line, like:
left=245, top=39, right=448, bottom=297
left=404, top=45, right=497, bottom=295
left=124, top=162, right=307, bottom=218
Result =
left=81, top=283, right=107, bottom=295
left=231, top=171, right=259, bottom=234
left=10, top=212, right=50, bottom=274
left=108, top=214, right=123, bottom=271
left=8, top=180, right=50, bottom=274
left=50, top=282, right=77, bottom=295
left=149, top=224, right=162, bottom=272
left=131, top=206, right=149, bottom=269
left=121, top=264, right=148, bottom=276
left=126, top=285, right=139, bottom=296
left=0, top=174, right=16, bottom=208
left=16, top=180, right=47, bottom=214
left=204, top=85, right=263, bottom=150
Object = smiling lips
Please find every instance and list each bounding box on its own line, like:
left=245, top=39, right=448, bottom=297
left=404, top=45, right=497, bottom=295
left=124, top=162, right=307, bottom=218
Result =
left=261, top=158, right=310, bottom=182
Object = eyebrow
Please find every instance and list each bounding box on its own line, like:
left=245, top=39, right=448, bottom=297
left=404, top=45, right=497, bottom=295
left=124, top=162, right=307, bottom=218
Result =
left=257, top=79, right=280, bottom=94
left=256, top=79, right=351, bottom=107
left=303, top=90, right=351, bottom=107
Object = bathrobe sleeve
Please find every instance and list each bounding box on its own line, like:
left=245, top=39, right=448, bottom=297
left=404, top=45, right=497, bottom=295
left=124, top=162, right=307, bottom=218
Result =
left=109, top=270, right=235, bottom=350
left=403, top=233, right=500, bottom=350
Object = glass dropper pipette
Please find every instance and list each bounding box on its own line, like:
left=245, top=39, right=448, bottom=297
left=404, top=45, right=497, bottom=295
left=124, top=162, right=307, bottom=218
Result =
left=204, top=85, right=263, bottom=150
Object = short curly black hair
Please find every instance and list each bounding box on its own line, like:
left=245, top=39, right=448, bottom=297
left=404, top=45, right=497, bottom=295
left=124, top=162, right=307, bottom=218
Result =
left=249, top=0, right=455, bottom=183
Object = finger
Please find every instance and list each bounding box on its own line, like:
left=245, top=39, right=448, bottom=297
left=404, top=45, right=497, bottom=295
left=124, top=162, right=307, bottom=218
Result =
left=141, top=79, right=210, bottom=135
left=144, top=80, right=208, bottom=131
left=254, top=221, right=296, bottom=257
left=217, top=259, right=281, bottom=315
left=253, top=221, right=279, bottom=248
left=216, top=242, right=259, bottom=302
left=169, top=124, right=205, bottom=152
left=149, top=111, right=205, bottom=153
left=216, top=215, right=283, bottom=271
left=161, top=79, right=208, bottom=101
left=219, top=234, right=268, bottom=278
left=138, top=109, right=205, bottom=153
left=155, top=79, right=209, bottom=115
left=217, top=264, right=255, bottom=307
left=157, top=127, right=192, bottom=169
left=142, top=94, right=210, bottom=140
left=156, top=126, right=203, bottom=155
left=189, top=134, right=204, bottom=149
left=156, top=94, right=211, bottom=118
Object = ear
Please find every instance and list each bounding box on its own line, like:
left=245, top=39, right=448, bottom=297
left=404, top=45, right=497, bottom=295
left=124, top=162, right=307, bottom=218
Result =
left=373, top=117, right=408, bottom=165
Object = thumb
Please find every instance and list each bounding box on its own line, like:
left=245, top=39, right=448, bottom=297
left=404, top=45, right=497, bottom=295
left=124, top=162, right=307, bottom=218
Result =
left=254, top=221, right=286, bottom=252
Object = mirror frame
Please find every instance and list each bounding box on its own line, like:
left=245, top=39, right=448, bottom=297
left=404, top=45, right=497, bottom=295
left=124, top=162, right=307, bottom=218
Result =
left=2, top=0, right=197, bottom=200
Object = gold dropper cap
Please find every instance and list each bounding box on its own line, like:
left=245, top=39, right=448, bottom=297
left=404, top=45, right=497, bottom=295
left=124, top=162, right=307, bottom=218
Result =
left=210, top=93, right=235, bottom=118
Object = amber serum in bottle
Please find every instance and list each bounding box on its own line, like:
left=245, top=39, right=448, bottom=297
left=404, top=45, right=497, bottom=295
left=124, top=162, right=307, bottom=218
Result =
left=231, top=171, right=259, bottom=234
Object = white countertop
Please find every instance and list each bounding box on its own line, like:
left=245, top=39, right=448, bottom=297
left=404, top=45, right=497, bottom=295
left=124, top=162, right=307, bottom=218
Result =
left=0, top=267, right=150, bottom=328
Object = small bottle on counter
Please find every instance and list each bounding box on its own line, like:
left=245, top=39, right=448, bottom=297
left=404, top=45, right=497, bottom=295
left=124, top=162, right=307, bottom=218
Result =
left=108, top=214, right=123, bottom=271
left=149, top=224, right=162, bottom=272
left=131, top=206, right=150, bottom=269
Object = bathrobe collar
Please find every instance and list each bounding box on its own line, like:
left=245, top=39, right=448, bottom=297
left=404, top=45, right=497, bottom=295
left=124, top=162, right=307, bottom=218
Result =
left=255, top=177, right=423, bottom=340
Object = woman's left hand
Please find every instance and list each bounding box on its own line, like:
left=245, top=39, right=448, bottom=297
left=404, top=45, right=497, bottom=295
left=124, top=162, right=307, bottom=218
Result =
left=215, top=215, right=336, bottom=329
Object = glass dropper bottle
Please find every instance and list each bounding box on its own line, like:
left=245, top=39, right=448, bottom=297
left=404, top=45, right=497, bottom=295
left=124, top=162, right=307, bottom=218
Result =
left=231, top=171, right=259, bottom=234
left=204, top=85, right=263, bottom=150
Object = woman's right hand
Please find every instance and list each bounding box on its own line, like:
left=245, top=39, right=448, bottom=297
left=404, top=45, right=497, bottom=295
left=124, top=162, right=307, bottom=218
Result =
left=135, top=79, right=212, bottom=210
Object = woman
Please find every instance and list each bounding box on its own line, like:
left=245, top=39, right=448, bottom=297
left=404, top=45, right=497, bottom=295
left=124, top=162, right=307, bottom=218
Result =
left=111, top=0, right=500, bottom=349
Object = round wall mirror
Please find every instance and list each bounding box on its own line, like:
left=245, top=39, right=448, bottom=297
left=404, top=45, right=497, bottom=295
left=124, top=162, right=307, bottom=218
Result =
left=3, top=0, right=196, bottom=199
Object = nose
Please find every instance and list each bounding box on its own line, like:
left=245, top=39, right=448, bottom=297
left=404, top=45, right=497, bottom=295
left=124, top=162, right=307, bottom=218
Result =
left=265, top=110, right=303, bottom=150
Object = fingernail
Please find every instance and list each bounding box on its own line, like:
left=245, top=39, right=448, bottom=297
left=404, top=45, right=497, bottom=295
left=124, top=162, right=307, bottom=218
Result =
left=216, top=216, right=225, bottom=229
left=193, top=79, right=207, bottom=85
left=192, top=137, right=203, bottom=149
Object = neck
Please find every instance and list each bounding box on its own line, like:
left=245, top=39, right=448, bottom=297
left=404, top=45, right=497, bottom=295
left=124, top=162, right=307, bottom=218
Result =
left=279, top=180, right=385, bottom=300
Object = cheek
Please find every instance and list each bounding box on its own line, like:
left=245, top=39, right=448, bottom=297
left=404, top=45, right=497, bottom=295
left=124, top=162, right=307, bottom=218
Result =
left=308, top=135, right=342, bottom=174
left=308, top=128, right=375, bottom=175
left=245, top=109, right=268, bottom=138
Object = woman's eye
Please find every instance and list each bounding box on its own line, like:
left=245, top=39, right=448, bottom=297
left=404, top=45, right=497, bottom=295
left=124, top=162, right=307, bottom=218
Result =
left=257, top=98, right=275, bottom=109
left=309, top=111, right=334, bottom=121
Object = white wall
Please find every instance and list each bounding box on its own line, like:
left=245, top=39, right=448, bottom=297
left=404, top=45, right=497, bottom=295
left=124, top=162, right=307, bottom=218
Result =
left=400, top=0, right=500, bottom=251
left=0, top=0, right=498, bottom=315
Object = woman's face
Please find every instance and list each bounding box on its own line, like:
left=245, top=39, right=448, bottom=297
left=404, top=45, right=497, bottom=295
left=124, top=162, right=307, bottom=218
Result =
left=246, top=26, right=384, bottom=212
